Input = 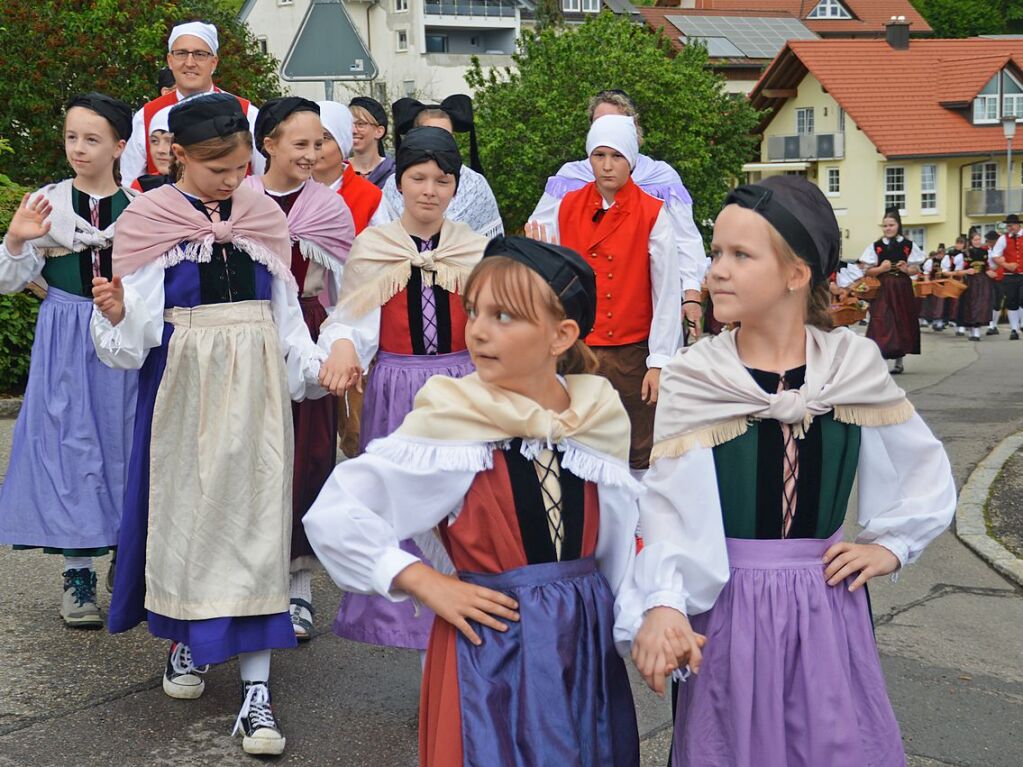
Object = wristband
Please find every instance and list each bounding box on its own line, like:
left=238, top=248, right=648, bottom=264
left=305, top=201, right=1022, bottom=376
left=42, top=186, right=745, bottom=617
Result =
left=681, top=299, right=702, bottom=307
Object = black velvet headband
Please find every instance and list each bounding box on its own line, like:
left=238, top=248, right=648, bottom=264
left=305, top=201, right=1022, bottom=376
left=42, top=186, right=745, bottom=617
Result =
left=392, top=95, right=482, bottom=174
left=66, top=92, right=133, bottom=141
left=483, top=235, right=597, bottom=338
left=254, top=96, right=319, bottom=155
left=169, top=93, right=249, bottom=147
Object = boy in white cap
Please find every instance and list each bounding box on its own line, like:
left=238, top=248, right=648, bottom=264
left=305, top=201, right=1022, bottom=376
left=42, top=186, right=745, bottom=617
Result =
left=526, top=114, right=681, bottom=477
left=119, top=21, right=263, bottom=184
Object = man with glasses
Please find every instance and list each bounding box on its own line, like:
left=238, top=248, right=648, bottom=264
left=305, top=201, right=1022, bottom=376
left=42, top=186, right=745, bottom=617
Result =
left=120, top=21, right=263, bottom=185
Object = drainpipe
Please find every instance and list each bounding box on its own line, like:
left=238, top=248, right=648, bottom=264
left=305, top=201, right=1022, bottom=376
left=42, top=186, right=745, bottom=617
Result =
left=959, top=154, right=993, bottom=237
left=366, top=0, right=378, bottom=53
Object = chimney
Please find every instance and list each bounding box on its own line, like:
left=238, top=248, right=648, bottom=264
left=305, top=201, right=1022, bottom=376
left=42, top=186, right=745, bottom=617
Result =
left=886, top=16, right=910, bottom=50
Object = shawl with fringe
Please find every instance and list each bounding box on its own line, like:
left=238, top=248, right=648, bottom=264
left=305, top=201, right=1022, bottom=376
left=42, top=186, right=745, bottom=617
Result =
left=111, top=183, right=295, bottom=287
left=242, top=177, right=355, bottom=277
left=651, top=325, right=916, bottom=461
left=27, top=179, right=138, bottom=258
left=544, top=154, right=693, bottom=206
left=336, top=217, right=486, bottom=319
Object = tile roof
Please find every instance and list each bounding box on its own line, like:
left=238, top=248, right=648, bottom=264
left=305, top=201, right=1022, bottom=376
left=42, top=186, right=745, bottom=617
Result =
left=750, top=39, right=1023, bottom=158
left=682, top=0, right=931, bottom=35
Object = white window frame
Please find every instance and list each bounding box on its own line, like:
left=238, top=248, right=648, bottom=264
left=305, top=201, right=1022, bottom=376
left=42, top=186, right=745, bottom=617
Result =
left=971, top=162, right=998, bottom=190
left=807, top=0, right=852, bottom=19
left=796, top=107, right=814, bottom=135
left=582, top=0, right=601, bottom=11
left=395, top=0, right=409, bottom=11
left=884, top=166, right=906, bottom=213
left=256, top=36, right=268, bottom=55
left=921, top=164, right=938, bottom=213
left=837, top=106, right=845, bottom=132
left=973, top=69, right=1023, bottom=124
left=563, top=0, right=581, bottom=12
left=396, top=28, right=409, bottom=53
left=826, top=167, right=840, bottom=196
left=905, top=226, right=925, bottom=250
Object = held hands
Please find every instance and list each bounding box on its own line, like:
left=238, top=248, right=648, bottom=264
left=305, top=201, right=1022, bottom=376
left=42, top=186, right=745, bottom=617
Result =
left=92, top=276, right=125, bottom=326
left=4, top=193, right=53, bottom=255
left=391, top=562, right=520, bottom=646
left=822, top=541, right=900, bottom=592
left=641, top=368, right=661, bottom=405
left=632, top=606, right=706, bottom=697
left=682, top=299, right=702, bottom=341
left=319, top=338, right=363, bottom=396
left=524, top=221, right=559, bottom=245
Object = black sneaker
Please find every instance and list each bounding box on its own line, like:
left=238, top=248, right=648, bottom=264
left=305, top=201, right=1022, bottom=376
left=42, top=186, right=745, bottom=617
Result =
left=61, top=568, right=102, bottom=629
left=987, top=327, right=1000, bottom=335
left=289, top=598, right=314, bottom=642
left=891, top=359, right=905, bottom=375
left=1011, top=330, right=1020, bottom=340
left=233, top=681, right=286, bottom=755
left=163, top=642, right=208, bottom=700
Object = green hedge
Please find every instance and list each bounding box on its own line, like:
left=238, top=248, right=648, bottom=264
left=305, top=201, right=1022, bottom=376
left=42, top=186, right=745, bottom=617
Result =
left=0, top=182, right=41, bottom=395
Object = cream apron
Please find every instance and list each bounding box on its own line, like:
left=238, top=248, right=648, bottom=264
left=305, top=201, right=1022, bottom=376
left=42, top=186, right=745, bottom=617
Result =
left=144, top=300, right=294, bottom=620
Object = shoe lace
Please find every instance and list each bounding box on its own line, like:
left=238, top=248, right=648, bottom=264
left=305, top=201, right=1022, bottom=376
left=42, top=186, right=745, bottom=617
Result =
left=232, top=683, right=275, bottom=736
left=65, top=569, right=95, bottom=608
left=170, top=643, right=209, bottom=677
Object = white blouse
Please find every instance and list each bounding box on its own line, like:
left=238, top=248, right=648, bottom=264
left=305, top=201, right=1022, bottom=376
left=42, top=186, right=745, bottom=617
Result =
left=0, top=239, right=45, bottom=294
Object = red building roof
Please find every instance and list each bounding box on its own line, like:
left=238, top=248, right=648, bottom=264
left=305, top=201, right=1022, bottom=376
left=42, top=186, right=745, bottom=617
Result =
left=678, top=0, right=931, bottom=36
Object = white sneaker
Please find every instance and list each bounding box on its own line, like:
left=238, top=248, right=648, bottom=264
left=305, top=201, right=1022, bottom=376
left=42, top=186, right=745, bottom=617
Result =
left=61, top=569, right=103, bottom=629
left=162, top=642, right=209, bottom=700
left=233, top=681, right=286, bottom=756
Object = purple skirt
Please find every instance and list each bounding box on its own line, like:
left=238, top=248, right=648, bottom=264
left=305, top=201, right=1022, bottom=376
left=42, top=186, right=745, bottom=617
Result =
left=0, top=287, right=136, bottom=549
left=674, top=533, right=904, bottom=767
left=335, top=349, right=474, bottom=650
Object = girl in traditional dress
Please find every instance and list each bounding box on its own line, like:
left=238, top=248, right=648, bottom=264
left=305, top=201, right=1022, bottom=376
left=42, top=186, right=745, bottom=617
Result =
left=631, top=176, right=957, bottom=767
left=0, top=93, right=138, bottom=629
left=245, top=97, right=355, bottom=641
left=956, top=232, right=995, bottom=341
left=307, top=236, right=648, bottom=766
left=859, top=208, right=924, bottom=374
left=348, top=96, right=394, bottom=188
left=317, top=126, right=488, bottom=657
left=90, top=94, right=327, bottom=756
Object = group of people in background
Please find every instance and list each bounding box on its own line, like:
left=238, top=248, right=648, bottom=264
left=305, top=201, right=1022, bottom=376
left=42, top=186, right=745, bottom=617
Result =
left=0, top=18, right=958, bottom=767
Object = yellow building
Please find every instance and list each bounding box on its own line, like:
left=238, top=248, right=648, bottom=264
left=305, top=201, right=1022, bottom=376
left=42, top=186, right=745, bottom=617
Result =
left=747, top=28, right=1023, bottom=257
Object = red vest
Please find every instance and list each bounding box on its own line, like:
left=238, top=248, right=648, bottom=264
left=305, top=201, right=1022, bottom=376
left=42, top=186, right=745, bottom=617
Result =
left=558, top=179, right=663, bottom=347
left=378, top=288, right=468, bottom=355
left=141, top=88, right=252, bottom=174
left=339, top=164, right=383, bottom=234
left=997, top=233, right=1023, bottom=280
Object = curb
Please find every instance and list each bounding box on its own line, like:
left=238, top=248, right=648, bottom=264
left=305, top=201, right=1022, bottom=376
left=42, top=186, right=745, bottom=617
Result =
left=0, top=398, right=22, bottom=419
left=955, top=430, right=1023, bottom=588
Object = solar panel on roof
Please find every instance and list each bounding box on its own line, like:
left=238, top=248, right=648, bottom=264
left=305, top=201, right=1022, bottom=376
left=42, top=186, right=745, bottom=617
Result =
left=690, top=36, right=746, bottom=58
left=667, top=14, right=817, bottom=59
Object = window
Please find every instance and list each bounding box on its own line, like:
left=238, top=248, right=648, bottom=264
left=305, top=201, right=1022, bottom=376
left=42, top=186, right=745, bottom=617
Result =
left=921, top=164, right=937, bottom=212
left=796, top=107, right=814, bottom=135
left=905, top=227, right=925, bottom=250
left=826, top=167, right=840, bottom=195
left=973, top=70, right=1023, bottom=123
left=396, top=29, right=408, bottom=52
left=1004, top=71, right=1023, bottom=118
left=256, top=37, right=268, bottom=55
left=884, top=166, right=906, bottom=212
left=807, top=0, right=852, bottom=19
left=403, top=80, right=416, bottom=97
left=277, top=0, right=294, bottom=5
left=562, top=0, right=581, bottom=11
left=971, top=162, right=997, bottom=190
left=395, top=0, right=408, bottom=10
left=837, top=106, right=845, bottom=132
left=582, top=0, right=601, bottom=11
left=425, top=34, right=448, bottom=53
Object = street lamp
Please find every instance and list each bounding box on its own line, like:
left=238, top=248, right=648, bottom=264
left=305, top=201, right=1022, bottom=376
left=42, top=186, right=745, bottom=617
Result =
left=1003, top=115, right=1017, bottom=215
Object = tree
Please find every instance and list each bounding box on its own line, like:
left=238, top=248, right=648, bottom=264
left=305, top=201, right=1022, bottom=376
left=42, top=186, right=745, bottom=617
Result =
left=464, top=13, right=761, bottom=235
left=911, top=0, right=1005, bottom=37
left=0, top=0, right=283, bottom=187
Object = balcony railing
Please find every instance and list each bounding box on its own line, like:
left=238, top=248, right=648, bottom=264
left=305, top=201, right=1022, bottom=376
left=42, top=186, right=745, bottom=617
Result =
left=766, top=132, right=845, bottom=162
left=965, top=187, right=1023, bottom=217
left=425, top=0, right=517, bottom=17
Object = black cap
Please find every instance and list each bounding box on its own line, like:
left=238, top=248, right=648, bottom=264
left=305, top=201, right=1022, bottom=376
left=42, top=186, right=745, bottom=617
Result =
left=349, top=96, right=388, bottom=157
left=724, top=175, right=841, bottom=286
left=254, top=96, right=319, bottom=157
left=395, top=126, right=462, bottom=191
left=169, top=93, right=249, bottom=147
left=1005, top=213, right=1021, bottom=224
left=483, top=236, right=597, bottom=338
left=985, top=230, right=1000, bottom=242
left=66, top=92, right=133, bottom=141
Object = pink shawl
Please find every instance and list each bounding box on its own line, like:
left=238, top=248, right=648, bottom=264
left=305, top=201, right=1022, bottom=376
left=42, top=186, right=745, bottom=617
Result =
left=242, top=177, right=355, bottom=276
left=111, top=184, right=295, bottom=286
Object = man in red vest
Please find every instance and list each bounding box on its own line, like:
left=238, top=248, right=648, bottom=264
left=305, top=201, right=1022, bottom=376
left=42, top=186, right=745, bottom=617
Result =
left=991, top=212, right=1023, bottom=339
left=526, top=114, right=681, bottom=473
left=120, top=21, right=263, bottom=185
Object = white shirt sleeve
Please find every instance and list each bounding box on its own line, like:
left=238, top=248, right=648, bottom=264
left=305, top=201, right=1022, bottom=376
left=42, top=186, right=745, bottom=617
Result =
left=939, top=255, right=952, bottom=271
left=907, top=241, right=926, bottom=265
left=0, top=239, right=45, bottom=294
left=303, top=449, right=476, bottom=600
left=855, top=414, right=957, bottom=567
left=835, top=262, right=864, bottom=288
left=246, top=103, right=266, bottom=176
left=318, top=302, right=381, bottom=369
left=629, top=447, right=730, bottom=632
left=663, top=197, right=705, bottom=293
left=646, top=207, right=683, bottom=368
left=119, top=107, right=148, bottom=187
left=271, top=276, right=327, bottom=401
left=90, top=260, right=166, bottom=369
left=859, top=242, right=879, bottom=266
left=526, top=197, right=561, bottom=243
left=992, top=235, right=1007, bottom=259
left=590, top=482, right=643, bottom=654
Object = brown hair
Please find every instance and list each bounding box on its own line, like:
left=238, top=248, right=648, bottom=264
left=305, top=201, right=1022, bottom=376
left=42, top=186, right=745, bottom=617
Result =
left=64, top=109, right=123, bottom=185
left=463, top=256, right=599, bottom=375
left=587, top=91, right=644, bottom=143
left=169, top=131, right=253, bottom=182
left=413, top=108, right=453, bottom=130
left=766, top=223, right=833, bottom=331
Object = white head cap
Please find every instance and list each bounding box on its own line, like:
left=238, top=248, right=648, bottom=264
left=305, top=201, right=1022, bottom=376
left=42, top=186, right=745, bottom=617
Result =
left=585, top=114, right=638, bottom=170
left=149, top=105, right=174, bottom=136
left=168, top=21, right=219, bottom=54
left=317, top=101, right=354, bottom=159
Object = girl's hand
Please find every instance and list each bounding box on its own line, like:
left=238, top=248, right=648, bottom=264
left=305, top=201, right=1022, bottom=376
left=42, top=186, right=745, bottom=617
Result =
left=632, top=607, right=706, bottom=697
left=92, top=276, right=125, bottom=326
left=878, top=259, right=892, bottom=272
left=392, top=562, right=520, bottom=647
left=641, top=368, right=661, bottom=405
left=5, top=193, right=53, bottom=255
left=524, top=221, right=558, bottom=245
left=987, top=269, right=998, bottom=279
left=822, top=541, right=900, bottom=592
left=319, top=338, right=363, bottom=396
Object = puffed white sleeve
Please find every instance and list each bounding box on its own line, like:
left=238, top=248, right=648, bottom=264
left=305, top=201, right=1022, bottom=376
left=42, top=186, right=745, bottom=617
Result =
left=592, top=481, right=645, bottom=653
left=0, top=238, right=45, bottom=294
left=627, top=447, right=730, bottom=638
left=304, top=449, right=476, bottom=600
left=90, top=260, right=166, bottom=369
left=119, top=108, right=148, bottom=186
left=908, top=240, right=927, bottom=265
left=664, top=197, right=706, bottom=293
left=271, top=276, right=327, bottom=401
left=246, top=103, right=266, bottom=176
left=318, top=302, right=381, bottom=369
left=859, top=242, right=879, bottom=266
left=836, top=262, right=864, bottom=288
left=855, top=414, right=957, bottom=567
left=526, top=196, right=561, bottom=243
left=646, top=208, right=683, bottom=368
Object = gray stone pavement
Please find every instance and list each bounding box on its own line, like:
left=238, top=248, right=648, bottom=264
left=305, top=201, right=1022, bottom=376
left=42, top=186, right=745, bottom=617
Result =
left=0, top=327, right=1021, bottom=766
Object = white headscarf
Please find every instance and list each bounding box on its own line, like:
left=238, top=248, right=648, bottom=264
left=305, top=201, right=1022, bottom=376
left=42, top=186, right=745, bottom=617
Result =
left=585, top=114, right=639, bottom=170
left=317, top=101, right=354, bottom=159
left=149, top=105, right=173, bottom=136
left=168, top=21, right=219, bottom=54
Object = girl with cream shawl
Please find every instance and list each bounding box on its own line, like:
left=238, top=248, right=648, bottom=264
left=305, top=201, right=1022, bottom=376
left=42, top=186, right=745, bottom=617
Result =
left=307, top=237, right=646, bottom=766
left=630, top=176, right=956, bottom=767
left=0, top=93, right=137, bottom=630
left=318, top=126, right=488, bottom=655
left=90, top=94, right=328, bottom=757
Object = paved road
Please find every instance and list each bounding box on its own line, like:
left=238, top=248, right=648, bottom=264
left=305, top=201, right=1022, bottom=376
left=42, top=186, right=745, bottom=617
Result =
left=0, top=327, right=1020, bottom=766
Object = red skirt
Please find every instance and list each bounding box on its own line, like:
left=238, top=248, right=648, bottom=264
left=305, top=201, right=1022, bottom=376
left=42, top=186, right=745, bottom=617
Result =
left=867, top=272, right=920, bottom=358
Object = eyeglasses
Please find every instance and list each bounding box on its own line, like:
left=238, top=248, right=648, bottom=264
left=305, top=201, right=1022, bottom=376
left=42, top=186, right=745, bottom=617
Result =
left=170, top=49, right=214, bottom=62
left=352, top=120, right=379, bottom=129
